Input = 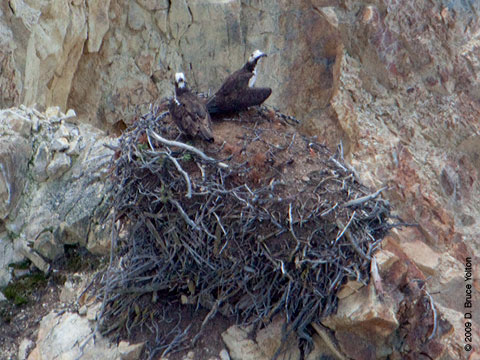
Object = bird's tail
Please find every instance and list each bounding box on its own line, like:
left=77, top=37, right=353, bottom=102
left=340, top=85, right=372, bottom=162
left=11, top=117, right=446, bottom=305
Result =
left=206, top=96, right=220, bottom=114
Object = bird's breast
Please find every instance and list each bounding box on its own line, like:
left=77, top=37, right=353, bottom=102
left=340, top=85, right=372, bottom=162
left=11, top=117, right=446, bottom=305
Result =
left=248, top=68, right=257, bottom=87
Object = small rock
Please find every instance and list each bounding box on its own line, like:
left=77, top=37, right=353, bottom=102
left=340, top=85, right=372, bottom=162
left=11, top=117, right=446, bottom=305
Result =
left=18, top=338, right=34, bottom=360
left=128, top=2, right=146, bottom=31
left=13, top=268, right=30, bottom=278
left=46, top=152, right=72, bottom=180
left=29, top=311, right=118, bottom=359
left=337, top=279, right=364, bottom=299
left=32, top=142, right=51, bottom=181
left=55, top=124, right=71, bottom=139
left=0, top=291, right=6, bottom=302
left=183, top=351, right=195, bottom=360
left=118, top=340, right=144, bottom=360
left=86, top=302, right=102, bottom=321
left=219, top=349, right=230, bottom=360
left=322, top=283, right=398, bottom=358
left=374, top=249, right=398, bottom=273
left=398, top=240, right=440, bottom=276
left=66, top=136, right=82, bottom=156
left=60, top=280, right=76, bottom=303
left=45, top=106, right=60, bottom=119
left=4, top=109, right=32, bottom=136
left=136, top=0, right=169, bottom=11
left=78, top=305, right=88, bottom=316
left=19, top=241, right=50, bottom=274
left=51, top=137, right=70, bottom=152
left=222, top=318, right=300, bottom=360
left=34, top=231, right=64, bottom=260
left=319, top=7, right=338, bottom=28
left=32, top=117, right=41, bottom=132
left=64, top=109, right=76, bottom=120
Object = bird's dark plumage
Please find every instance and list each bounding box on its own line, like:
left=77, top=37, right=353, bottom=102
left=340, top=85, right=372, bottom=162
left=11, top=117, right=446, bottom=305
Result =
left=169, top=72, right=214, bottom=142
left=207, top=50, right=272, bottom=115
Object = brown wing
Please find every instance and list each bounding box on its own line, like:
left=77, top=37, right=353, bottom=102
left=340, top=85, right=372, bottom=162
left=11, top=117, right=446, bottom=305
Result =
left=216, top=69, right=253, bottom=97
left=234, top=87, right=272, bottom=111
left=208, top=87, right=272, bottom=114
left=170, top=92, right=214, bottom=142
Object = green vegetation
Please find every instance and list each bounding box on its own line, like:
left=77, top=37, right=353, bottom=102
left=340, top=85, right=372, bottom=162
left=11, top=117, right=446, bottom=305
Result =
left=1, top=272, right=47, bottom=307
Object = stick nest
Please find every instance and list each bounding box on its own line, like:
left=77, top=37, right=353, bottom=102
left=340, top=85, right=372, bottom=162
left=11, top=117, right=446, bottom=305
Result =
left=99, top=104, right=393, bottom=358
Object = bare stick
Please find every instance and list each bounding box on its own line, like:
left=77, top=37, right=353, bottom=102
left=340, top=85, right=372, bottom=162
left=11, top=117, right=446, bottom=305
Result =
left=343, top=186, right=388, bottom=207
left=148, top=130, right=228, bottom=169
left=335, top=210, right=356, bottom=244
left=425, top=290, right=438, bottom=340
left=370, top=255, right=384, bottom=296
left=169, top=199, right=200, bottom=231
left=165, top=153, right=192, bottom=199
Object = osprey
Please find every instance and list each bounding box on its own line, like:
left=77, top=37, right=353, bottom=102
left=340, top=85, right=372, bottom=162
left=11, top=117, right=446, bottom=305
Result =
left=169, top=72, right=214, bottom=142
left=206, top=50, right=272, bottom=114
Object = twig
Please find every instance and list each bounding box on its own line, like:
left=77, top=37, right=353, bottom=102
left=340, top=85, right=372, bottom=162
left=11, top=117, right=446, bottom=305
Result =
left=343, top=186, right=388, bottom=207
left=165, top=153, right=192, bottom=199
left=425, top=290, right=437, bottom=340
left=335, top=210, right=356, bottom=244
left=148, top=130, right=228, bottom=168
left=169, top=199, right=200, bottom=230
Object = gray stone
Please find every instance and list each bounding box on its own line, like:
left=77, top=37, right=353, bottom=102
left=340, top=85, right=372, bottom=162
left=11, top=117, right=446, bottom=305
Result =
left=59, top=280, right=76, bottom=304
left=222, top=317, right=300, bottom=360
left=32, top=142, right=51, bottom=181
left=87, top=0, right=111, bottom=53
left=0, top=109, right=32, bottom=136
left=17, top=338, right=34, bottom=360
left=29, top=311, right=119, bottom=360
left=118, top=341, right=144, bottom=360
left=128, top=1, right=146, bottom=31
left=0, top=136, right=31, bottom=219
left=13, top=268, right=30, bottom=278
left=34, top=231, right=64, bottom=260
left=66, top=136, right=82, bottom=155
left=0, top=233, right=23, bottom=287
left=78, top=305, right=87, bottom=316
left=136, top=0, right=169, bottom=11
left=54, top=124, right=71, bottom=139
left=18, top=240, right=50, bottom=274
left=219, top=349, right=230, bottom=360
left=46, top=152, right=72, bottom=180
left=86, top=302, right=102, bottom=321
left=51, top=137, right=70, bottom=152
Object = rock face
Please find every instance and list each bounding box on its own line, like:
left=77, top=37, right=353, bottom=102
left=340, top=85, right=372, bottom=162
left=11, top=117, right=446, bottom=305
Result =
left=0, top=0, right=342, bottom=136
left=0, top=106, right=115, bottom=281
left=26, top=310, right=144, bottom=360
left=1, top=1, right=479, bottom=359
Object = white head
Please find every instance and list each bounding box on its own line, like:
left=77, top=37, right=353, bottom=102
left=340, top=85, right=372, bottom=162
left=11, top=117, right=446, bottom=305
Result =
left=175, top=72, right=186, bottom=88
left=248, top=49, right=266, bottom=64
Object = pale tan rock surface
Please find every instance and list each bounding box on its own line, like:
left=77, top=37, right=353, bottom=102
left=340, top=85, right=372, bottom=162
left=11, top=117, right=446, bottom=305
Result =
left=26, top=310, right=144, bottom=360
left=222, top=317, right=300, bottom=360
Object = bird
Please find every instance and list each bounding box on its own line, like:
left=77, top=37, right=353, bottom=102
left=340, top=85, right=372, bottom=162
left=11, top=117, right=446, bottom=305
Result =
left=206, top=50, right=272, bottom=115
left=169, top=72, right=214, bottom=142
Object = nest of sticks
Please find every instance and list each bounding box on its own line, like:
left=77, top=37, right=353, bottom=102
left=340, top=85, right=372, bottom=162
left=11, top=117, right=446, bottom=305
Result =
left=98, top=104, right=394, bottom=358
